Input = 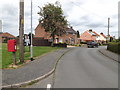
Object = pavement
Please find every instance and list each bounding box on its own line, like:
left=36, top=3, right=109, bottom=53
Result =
left=2, top=48, right=72, bottom=88
left=98, top=46, right=120, bottom=63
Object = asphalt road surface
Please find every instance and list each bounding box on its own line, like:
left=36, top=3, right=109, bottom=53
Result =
left=26, top=46, right=118, bottom=88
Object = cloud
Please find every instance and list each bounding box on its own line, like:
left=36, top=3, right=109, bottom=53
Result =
left=1, top=4, right=18, bottom=20
left=0, top=0, right=119, bottom=38
left=112, top=14, right=118, bottom=19
left=86, top=23, right=104, bottom=28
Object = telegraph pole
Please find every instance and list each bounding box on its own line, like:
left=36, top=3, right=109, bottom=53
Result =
left=108, top=17, right=110, bottom=36
left=19, top=0, right=24, bottom=63
left=0, top=20, right=1, bottom=36
left=118, top=2, right=120, bottom=39
left=30, top=0, right=33, bottom=61
left=0, top=20, right=1, bottom=89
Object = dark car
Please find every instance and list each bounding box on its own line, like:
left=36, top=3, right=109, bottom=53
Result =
left=87, top=41, right=98, bottom=48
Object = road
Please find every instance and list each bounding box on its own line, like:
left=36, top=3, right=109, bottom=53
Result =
left=26, top=46, right=118, bottom=88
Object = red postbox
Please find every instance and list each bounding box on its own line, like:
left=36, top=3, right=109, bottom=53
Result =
left=8, top=39, right=17, bottom=52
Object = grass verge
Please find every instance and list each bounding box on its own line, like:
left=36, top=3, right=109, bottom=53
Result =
left=2, top=43, right=61, bottom=69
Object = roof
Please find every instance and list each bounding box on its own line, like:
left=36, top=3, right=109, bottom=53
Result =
left=87, top=30, right=99, bottom=36
left=66, top=27, right=77, bottom=34
left=0, top=32, right=15, bottom=38
left=80, top=31, right=96, bottom=41
left=93, top=32, right=100, bottom=36
left=100, top=33, right=107, bottom=38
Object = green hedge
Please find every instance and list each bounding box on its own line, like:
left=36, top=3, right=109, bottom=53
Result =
left=80, top=42, right=87, bottom=44
left=107, top=42, right=120, bottom=54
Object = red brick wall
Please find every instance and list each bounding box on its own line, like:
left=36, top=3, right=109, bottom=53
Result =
left=35, top=24, right=49, bottom=38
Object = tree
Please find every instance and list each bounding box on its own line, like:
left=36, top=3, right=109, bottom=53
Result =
left=38, top=2, right=68, bottom=46
left=77, top=31, right=80, bottom=38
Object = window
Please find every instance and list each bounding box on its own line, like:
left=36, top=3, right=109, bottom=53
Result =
left=59, top=39, right=63, bottom=43
left=65, top=39, right=68, bottom=43
left=73, top=33, right=75, bottom=36
left=66, top=33, right=68, bottom=36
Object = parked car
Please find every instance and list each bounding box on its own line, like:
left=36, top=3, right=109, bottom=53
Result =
left=87, top=41, right=98, bottom=48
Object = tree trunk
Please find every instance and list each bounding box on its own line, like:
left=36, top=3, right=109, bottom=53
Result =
left=51, top=33, right=55, bottom=47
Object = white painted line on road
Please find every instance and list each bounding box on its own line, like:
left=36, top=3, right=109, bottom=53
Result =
left=47, top=84, right=51, bottom=90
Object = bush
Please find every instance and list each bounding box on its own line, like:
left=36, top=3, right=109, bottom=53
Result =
left=107, top=42, right=120, bottom=54
left=80, top=42, right=87, bottom=44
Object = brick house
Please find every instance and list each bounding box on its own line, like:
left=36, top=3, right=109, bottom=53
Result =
left=80, top=29, right=100, bottom=42
left=35, top=23, right=77, bottom=44
left=0, top=32, right=15, bottom=42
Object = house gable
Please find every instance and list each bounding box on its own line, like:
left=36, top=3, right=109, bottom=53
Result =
left=35, top=23, right=49, bottom=39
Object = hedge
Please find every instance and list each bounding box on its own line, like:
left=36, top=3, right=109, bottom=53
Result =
left=80, top=42, right=87, bottom=44
left=107, top=42, right=120, bottom=54
left=53, top=43, right=67, bottom=48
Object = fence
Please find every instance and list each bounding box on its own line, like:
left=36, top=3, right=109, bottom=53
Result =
left=33, top=37, right=51, bottom=46
left=16, top=37, right=67, bottom=47
left=53, top=43, right=67, bottom=48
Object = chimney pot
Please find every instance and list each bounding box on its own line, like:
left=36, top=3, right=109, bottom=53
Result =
left=89, top=29, right=92, bottom=32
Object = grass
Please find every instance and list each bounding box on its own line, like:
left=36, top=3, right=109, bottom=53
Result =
left=2, top=43, right=61, bottom=69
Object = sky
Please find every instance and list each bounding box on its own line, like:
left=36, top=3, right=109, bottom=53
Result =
left=0, top=0, right=119, bottom=38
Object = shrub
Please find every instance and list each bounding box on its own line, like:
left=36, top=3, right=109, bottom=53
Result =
left=80, top=42, right=87, bottom=44
left=107, top=42, right=120, bottom=54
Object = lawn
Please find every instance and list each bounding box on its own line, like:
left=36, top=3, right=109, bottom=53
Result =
left=2, top=43, right=61, bottom=68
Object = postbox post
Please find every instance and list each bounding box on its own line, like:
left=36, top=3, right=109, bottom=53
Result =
left=13, top=52, right=16, bottom=65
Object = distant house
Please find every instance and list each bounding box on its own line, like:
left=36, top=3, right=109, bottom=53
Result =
left=60, top=27, right=77, bottom=44
left=80, top=29, right=100, bottom=42
left=99, top=33, right=107, bottom=41
left=0, top=32, right=15, bottom=42
left=34, top=23, right=78, bottom=44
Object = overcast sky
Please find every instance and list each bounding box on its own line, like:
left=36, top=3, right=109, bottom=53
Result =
left=0, top=0, right=119, bottom=38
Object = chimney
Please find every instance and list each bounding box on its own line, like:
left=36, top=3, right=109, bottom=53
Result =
left=89, top=29, right=92, bottom=32
left=100, top=32, right=103, bottom=34
left=70, top=26, right=73, bottom=29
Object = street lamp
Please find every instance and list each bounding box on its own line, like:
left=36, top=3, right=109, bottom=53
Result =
left=30, top=0, right=33, bottom=61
